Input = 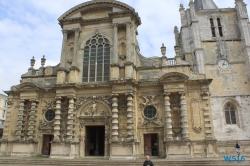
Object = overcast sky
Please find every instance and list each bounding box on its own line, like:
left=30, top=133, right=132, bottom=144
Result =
left=0, top=0, right=249, bottom=92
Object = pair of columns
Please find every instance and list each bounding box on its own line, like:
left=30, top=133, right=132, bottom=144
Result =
left=60, top=28, right=81, bottom=69
left=164, top=92, right=189, bottom=141
left=111, top=93, right=134, bottom=142
left=53, top=96, right=76, bottom=142
left=16, top=100, right=38, bottom=141
left=113, top=22, right=132, bottom=63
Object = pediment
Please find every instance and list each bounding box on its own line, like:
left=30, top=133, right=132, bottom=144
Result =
left=17, top=82, right=43, bottom=91
left=159, top=72, right=189, bottom=83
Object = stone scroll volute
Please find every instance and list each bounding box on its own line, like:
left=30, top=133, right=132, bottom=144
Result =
left=191, top=98, right=202, bottom=133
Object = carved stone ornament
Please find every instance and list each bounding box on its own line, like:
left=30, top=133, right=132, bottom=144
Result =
left=80, top=101, right=109, bottom=116
left=191, top=98, right=202, bottom=133
left=77, top=96, right=112, bottom=109
left=140, top=95, right=158, bottom=108
left=139, top=117, right=163, bottom=128
left=39, top=120, right=54, bottom=130
left=44, top=99, right=56, bottom=110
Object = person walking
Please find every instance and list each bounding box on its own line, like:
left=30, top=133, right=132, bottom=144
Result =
left=143, top=155, right=154, bottom=166
left=235, top=141, right=241, bottom=156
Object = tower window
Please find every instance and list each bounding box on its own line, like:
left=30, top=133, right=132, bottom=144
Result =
left=83, top=35, right=110, bottom=82
left=217, top=18, right=223, bottom=37
left=210, top=18, right=216, bottom=37
left=224, top=103, right=236, bottom=124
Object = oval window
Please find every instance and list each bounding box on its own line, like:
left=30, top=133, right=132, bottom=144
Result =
left=45, top=110, right=55, bottom=121
left=144, top=106, right=157, bottom=119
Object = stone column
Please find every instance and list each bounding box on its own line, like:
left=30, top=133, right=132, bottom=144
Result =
left=126, top=93, right=134, bottom=141
left=16, top=100, right=25, bottom=140
left=27, top=100, right=38, bottom=140
left=179, top=92, right=189, bottom=140
left=126, top=22, right=131, bottom=62
left=72, top=28, right=81, bottom=67
left=111, top=94, right=119, bottom=142
left=113, top=24, right=118, bottom=64
left=164, top=93, right=173, bottom=140
left=53, top=96, right=61, bottom=142
left=60, top=29, right=68, bottom=68
left=66, top=96, right=76, bottom=141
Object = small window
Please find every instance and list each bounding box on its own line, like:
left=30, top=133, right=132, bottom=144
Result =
left=225, top=103, right=236, bottom=124
left=210, top=18, right=216, bottom=37
left=45, top=110, right=55, bottom=121
left=217, top=18, right=223, bottom=37
left=2, top=110, right=5, bottom=118
left=144, top=106, right=157, bottom=119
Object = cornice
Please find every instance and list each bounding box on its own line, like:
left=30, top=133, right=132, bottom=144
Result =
left=58, top=1, right=136, bottom=21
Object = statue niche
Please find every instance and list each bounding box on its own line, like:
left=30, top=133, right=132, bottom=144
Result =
left=170, top=93, right=182, bottom=140
left=80, top=101, right=109, bottom=117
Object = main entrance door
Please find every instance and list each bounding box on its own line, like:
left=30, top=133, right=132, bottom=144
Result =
left=144, top=134, right=158, bottom=156
left=85, top=126, right=105, bottom=156
left=42, top=135, right=53, bottom=155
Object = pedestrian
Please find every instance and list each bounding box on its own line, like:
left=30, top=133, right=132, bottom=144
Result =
left=235, top=141, right=241, bottom=156
left=143, top=155, right=154, bottom=166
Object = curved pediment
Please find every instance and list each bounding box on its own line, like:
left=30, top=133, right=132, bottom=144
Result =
left=16, top=82, right=43, bottom=91
left=58, top=0, right=140, bottom=24
left=159, top=72, right=189, bottom=83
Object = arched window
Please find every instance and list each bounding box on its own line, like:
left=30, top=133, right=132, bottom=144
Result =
left=217, top=18, right=223, bottom=37
left=83, top=35, right=110, bottom=82
left=224, top=103, right=237, bottom=124
left=210, top=18, right=216, bottom=37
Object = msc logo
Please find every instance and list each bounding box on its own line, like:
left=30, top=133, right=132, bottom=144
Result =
left=224, top=156, right=245, bottom=162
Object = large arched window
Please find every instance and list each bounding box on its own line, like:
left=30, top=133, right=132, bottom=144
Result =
left=83, top=35, right=110, bottom=82
left=224, top=103, right=237, bottom=124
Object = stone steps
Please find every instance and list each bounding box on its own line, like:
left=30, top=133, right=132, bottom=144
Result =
left=0, top=158, right=249, bottom=166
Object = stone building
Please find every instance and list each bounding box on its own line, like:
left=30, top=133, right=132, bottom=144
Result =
left=1, top=0, right=250, bottom=159
left=0, top=94, right=7, bottom=139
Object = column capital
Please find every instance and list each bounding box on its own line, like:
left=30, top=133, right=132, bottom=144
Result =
left=61, top=29, right=68, bottom=35
left=125, top=92, right=134, bottom=97
left=125, top=22, right=132, bottom=26
left=179, top=91, right=186, bottom=96
left=111, top=94, right=119, bottom=98
left=73, top=28, right=81, bottom=33
left=19, top=100, right=25, bottom=103
left=30, top=99, right=39, bottom=103
left=55, top=96, right=62, bottom=100
left=112, top=23, right=119, bottom=28
left=67, top=95, right=76, bottom=101
left=163, top=92, right=171, bottom=96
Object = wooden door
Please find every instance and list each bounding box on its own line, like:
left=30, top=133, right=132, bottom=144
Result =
left=144, top=134, right=152, bottom=155
left=42, top=135, right=53, bottom=155
left=85, top=127, right=90, bottom=156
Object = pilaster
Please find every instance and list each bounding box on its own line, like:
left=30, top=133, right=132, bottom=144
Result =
left=72, top=28, right=81, bottom=67
left=60, top=29, right=68, bottom=69
left=126, top=22, right=131, bottom=62
left=113, top=24, right=118, bottom=64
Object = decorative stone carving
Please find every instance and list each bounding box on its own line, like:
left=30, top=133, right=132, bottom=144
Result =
left=77, top=96, right=112, bottom=109
left=39, top=120, right=54, bottom=130
left=80, top=101, right=109, bottom=116
left=140, top=95, right=158, bottom=108
left=139, top=117, right=163, bottom=128
left=191, top=98, right=202, bottom=133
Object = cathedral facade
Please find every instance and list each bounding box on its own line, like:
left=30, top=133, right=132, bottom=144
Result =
left=1, top=0, right=250, bottom=159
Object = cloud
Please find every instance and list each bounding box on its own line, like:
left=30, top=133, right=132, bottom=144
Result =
left=0, top=0, right=250, bottom=91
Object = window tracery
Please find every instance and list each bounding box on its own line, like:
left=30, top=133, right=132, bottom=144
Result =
left=83, top=35, right=110, bottom=82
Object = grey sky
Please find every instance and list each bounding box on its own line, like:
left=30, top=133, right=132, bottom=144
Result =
left=0, top=0, right=248, bottom=92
